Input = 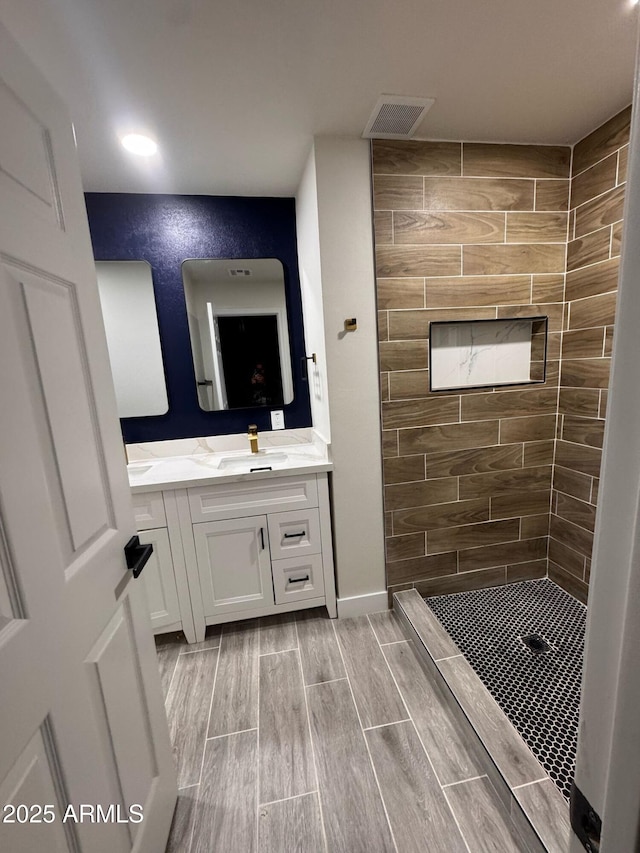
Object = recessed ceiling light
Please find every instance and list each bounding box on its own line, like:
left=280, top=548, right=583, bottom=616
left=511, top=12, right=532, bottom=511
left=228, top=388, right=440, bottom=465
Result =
left=121, top=133, right=158, bottom=156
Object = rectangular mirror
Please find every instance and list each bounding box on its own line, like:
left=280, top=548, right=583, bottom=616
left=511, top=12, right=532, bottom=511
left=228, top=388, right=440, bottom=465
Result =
left=182, top=258, right=294, bottom=411
left=96, top=261, right=169, bottom=418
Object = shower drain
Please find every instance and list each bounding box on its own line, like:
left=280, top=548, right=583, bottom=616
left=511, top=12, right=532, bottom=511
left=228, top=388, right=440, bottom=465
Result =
left=520, top=633, right=551, bottom=654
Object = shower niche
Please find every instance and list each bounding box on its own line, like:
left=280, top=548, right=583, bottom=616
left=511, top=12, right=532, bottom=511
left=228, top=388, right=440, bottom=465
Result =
left=429, top=316, right=548, bottom=392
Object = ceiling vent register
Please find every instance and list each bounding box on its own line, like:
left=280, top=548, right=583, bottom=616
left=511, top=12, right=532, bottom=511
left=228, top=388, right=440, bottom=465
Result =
left=363, top=94, right=435, bottom=139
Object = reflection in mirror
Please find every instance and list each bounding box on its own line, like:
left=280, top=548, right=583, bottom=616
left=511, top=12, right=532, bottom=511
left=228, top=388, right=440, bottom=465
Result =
left=182, top=259, right=294, bottom=411
left=96, top=261, right=169, bottom=418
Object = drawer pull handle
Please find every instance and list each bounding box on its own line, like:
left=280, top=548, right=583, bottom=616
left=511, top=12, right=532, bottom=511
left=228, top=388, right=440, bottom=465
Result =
left=250, top=466, right=272, bottom=472
left=260, top=528, right=265, bottom=550
left=288, top=575, right=310, bottom=584
left=283, top=531, right=306, bottom=539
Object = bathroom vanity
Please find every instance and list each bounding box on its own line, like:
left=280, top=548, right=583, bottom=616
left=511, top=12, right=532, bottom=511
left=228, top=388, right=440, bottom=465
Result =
left=127, top=438, right=336, bottom=643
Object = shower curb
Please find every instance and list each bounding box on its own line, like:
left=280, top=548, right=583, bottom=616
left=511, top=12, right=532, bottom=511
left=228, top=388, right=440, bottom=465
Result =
left=393, top=588, right=571, bottom=853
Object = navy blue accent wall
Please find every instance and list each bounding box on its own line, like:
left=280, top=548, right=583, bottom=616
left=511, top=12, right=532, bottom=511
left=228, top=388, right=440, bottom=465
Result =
left=85, top=193, right=312, bottom=444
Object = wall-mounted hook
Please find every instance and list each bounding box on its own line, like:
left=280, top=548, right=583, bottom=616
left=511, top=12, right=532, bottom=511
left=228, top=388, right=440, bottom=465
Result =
left=344, top=318, right=357, bottom=332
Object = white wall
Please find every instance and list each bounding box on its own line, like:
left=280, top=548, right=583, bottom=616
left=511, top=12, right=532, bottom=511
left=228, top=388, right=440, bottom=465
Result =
left=296, top=137, right=387, bottom=611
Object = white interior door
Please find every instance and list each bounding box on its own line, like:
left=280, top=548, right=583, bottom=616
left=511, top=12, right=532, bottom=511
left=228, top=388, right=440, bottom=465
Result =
left=0, top=22, right=177, bottom=853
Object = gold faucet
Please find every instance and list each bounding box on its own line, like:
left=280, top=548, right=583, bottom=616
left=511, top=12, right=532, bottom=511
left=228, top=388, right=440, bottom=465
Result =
left=248, top=424, right=259, bottom=454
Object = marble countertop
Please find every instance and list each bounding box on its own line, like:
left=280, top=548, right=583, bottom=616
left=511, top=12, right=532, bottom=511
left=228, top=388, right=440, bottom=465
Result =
left=128, top=442, right=332, bottom=493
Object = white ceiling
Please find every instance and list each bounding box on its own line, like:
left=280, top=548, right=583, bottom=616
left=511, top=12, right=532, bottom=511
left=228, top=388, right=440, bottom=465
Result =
left=2, top=0, right=637, bottom=196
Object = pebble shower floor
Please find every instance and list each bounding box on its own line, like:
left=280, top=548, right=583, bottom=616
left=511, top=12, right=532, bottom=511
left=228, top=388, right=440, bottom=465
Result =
left=425, top=578, right=586, bottom=800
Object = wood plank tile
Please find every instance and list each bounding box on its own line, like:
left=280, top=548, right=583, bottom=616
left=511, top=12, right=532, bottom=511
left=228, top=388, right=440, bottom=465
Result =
left=463, top=143, right=570, bottom=179
left=497, top=301, right=563, bottom=332
left=306, top=679, right=396, bottom=853
left=208, top=620, right=260, bottom=738
left=567, top=228, right=611, bottom=272
left=374, top=211, right=393, bottom=244
left=388, top=369, right=431, bottom=400
left=258, top=793, right=325, bottom=853
left=459, top=465, right=552, bottom=500
left=461, top=388, right=557, bottom=421
left=259, top=651, right=315, bottom=804
left=562, top=328, right=606, bottom=359
left=506, top=559, right=547, bottom=582
left=562, top=415, right=605, bottom=448
left=165, top=786, right=198, bottom=853
left=376, top=245, right=461, bottom=278
left=180, top=626, right=223, bottom=653
left=385, top=477, right=458, bottom=511
left=548, top=561, right=589, bottom=604
left=520, top=514, right=550, bottom=538
left=414, top=567, right=506, bottom=597
left=367, top=609, right=408, bottom=644
left=612, top=220, right=624, bottom=256
left=399, top=420, right=499, bottom=455
left=393, top=588, right=459, bottom=660
left=535, top=179, right=570, bottom=211
left=618, top=144, right=629, bottom=184
left=571, top=153, right=617, bottom=208
left=463, top=243, right=565, bottom=275
left=553, top=464, right=593, bottom=501
left=523, top=440, right=554, bottom=467
left=424, top=275, right=531, bottom=308
left=565, top=256, right=619, bottom=301
left=426, top=444, right=523, bottom=478
left=423, top=176, right=534, bottom=210
left=366, top=722, right=468, bottom=853
left=386, top=551, right=458, bottom=584
left=556, top=492, right=597, bottom=532
left=392, top=498, right=490, bottom=535
left=458, top=538, right=547, bottom=573
left=444, top=777, right=525, bottom=852
left=156, top=643, right=181, bottom=699
left=373, top=140, right=461, bottom=176
left=383, top=642, right=484, bottom=784
left=378, top=311, right=388, bottom=342
left=394, top=211, right=505, bottom=244
left=373, top=175, right=423, bottom=210
left=382, top=430, right=398, bottom=458
left=491, top=490, right=551, bottom=519
left=513, top=778, right=571, bottom=853
left=383, top=454, right=426, bottom=485
left=575, top=184, right=625, bottom=237
left=260, top=613, right=298, bottom=656
left=604, top=326, right=614, bottom=357
left=573, top=106, right=631, bottom=175
left=557, top=387, right=600, bottom=417
left=532, top=274, right=564, bottom=303
left=499, top=414, right=556, bottom=443
left=548, top=535, right=585, bottom=579
left=439, top=657, right=544, bottom=787
left=380, top=372, right=389, bottom=402
left=506, top=212, right=567, bottom=243
left=600, top=388, right=609, bottom=419
left=561, top=357, right=611, bottom=389
left=555, top=440, right=602, bottom=477
left=550, top=515, right=594, bottom=559
left=166, top=648, right=219, bottom=787
left=194, top=730, right=257, bottom=853
left=386, top=533, right=425, bottom=562
left=296, top=610, right=346, bottom=686
left=428, top=519, right=520, bottom=555
left=388, top=306, right=496, bottom=339
left=333, top=617, right=407, bottom=729
left=382, top=396, right=459, bottom=429
left=379, top=340, right=428, bottom=371
left=377, top=277, right=425, bottom=309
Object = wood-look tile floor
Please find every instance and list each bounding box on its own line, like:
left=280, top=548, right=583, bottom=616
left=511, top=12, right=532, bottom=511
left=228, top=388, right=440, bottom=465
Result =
left=157, top=610, right=532, bottom=852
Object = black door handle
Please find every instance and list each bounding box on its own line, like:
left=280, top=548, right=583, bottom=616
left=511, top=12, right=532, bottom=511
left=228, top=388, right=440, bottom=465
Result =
left=124, top=535, right=153, bottom=578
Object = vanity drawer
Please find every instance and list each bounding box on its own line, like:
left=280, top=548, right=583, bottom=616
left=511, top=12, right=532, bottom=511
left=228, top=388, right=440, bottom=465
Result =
left=267, top=509, right=321, bottom=561
left=272, top=554, right=325, bottom=605
left=188, top=475, right=318, bottom=523
left=132, top=491, right=166, bottom=530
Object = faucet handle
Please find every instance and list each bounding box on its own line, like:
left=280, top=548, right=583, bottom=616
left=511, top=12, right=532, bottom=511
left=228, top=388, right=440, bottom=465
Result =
left=248, top=424, right=258, bottom=435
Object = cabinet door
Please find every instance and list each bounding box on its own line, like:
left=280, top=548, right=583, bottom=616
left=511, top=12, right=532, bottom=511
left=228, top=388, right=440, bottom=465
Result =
left=139, top=528, right=182, bottom=632
left=193, top=516, right=274, bottom=618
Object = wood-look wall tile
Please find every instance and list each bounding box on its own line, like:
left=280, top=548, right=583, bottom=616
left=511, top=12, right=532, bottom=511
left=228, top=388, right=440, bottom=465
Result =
left=506, top=212, right=567, bottom=243
left=461, top=387, right=557, bottom=421
left=426, top=444, right=523, bottom=478
left=388, top=369, right=431, bottom=400
left=392, top=499, right=490, bottom=535
left=558, top=387, right=600, bottom=417
left=555, top=440, right=602, bottom=478
left=383, top=454, right=426, bottom=485
left=549, top=535, right=585, bottom=578
left=258, top=794, right=325, bottom=853
left=386, top=533, right=426, bottom=562
left=507, top=559, right=548, bottom=582
left=377, top=278, right=425, bottom=309
left=565, top=257, right=619, bottom=301
left=373, top=175, right=423, bottom=210
left=377, top=311, right=389, bottom=342
left=379, top=372, right=389, bottom=402
left=382, top=430, right=398, bottom=458
left=553, top=465, right=593, bottom=501
left=499, top=414, right=556, bottom=443
left=458, top=537, right=547, bottom=573
left=208, top=620, right=259, bottom=738
left=535, top=179, right=570, bottom=211
left=497, top=302, right=563, bottom=332
left=376, top=245, right=461, bottom=278
left=548, top=561, right=589, bottom=604
left=556, top=493, right=597, bottom=533
left=382, top=396, right=459, bottom=429
left=520, top=514, right=550, bottom=538
left=296, top=610, right=346, bottom=686
left=374, top=210, right=393, bottom=245
left=463, top=243, right=565, bottom=275
left=385, top=477, right=458, bottom=511
left=612, top=220, right=623, bottom=256
left=386, top=551, right=458, bottom=584
left=569, top=292, right=617, bottom=329
left=604, top=326, right=614, bottom=357
left=599, top=389, right=608, bottom=419
left=399, top=420, right=499, bottom=455
left=424, top=275, right=531, bottom=309
left=561, top=358, right=611, bottom=389
left=427, top=519, right=520, bottom=555
left=423, top=176, right=534, bottom=210
left=379, top=341, right=428, bottom=372
left=373, top=140, right=462, bottom=176
left=523, top=440, right=554, bottom=467
left=389, top=306, right=497, bottom=340
left=572, top=106, right=632, bottom=176
left=571, top=153, right=617, bottom=208
left=463, top=143, right=570, bottom=179
left=414, top=567, right=506, bottom=597
left=562, top=328, right=605, bottom=360
left=575, top=185, right=626, bottom=238
left=545, top=331, right=562, bottom=360
left=550, top=515, right=594, bottom=558
left=567, top=228, right=612, bottom=272
left=532, top=274, right=564, bottom=303
left=490, top=490, right=551, bottom=519
left=618, top=145, right=629, bottom=184
left=591, top=477, right=600, bottom=506
left=394, top=211, right=505, bottom=244
left=562, top=415, right=605, bottom=448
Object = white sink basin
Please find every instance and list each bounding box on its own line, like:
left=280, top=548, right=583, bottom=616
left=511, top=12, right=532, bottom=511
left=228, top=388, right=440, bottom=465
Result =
left=217, top=452, right=289, bottom=472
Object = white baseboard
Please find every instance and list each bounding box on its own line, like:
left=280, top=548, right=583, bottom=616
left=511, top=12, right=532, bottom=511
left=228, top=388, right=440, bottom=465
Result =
left=336, top=590, right=389, bottom=618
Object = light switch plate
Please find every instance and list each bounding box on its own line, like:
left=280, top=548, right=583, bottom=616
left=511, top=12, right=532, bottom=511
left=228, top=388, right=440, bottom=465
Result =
left=271, top=410, right=285, bottom=430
